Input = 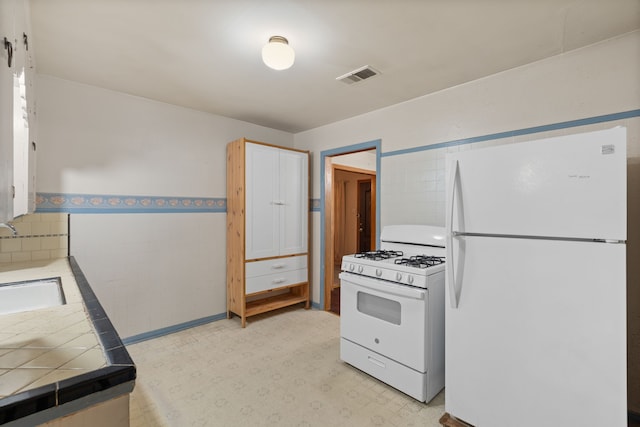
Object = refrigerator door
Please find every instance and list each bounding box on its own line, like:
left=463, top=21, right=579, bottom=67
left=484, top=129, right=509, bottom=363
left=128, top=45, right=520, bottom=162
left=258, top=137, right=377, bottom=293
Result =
left=445, top=235, right=627, bottom=427
left=447, top=127, right=626, bottom=241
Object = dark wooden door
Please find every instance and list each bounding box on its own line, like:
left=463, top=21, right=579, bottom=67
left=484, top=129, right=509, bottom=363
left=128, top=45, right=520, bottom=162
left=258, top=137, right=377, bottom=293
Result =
left=357, top=180, right=372, bottom=252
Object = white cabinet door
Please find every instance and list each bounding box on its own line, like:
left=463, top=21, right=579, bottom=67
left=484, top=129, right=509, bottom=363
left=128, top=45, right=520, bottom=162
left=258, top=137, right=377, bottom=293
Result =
left=11, top=0, right=33, bottom=217
left=0, top=0, right=16, bottom=223
left=0, top=0, right=35, bottom=222
left=25, top=0, right=36, bottom=215
left=245, top=143, right=280, bottom=260
left=245, top=143, right=308, bottom=260
left=279, top=148, right=308, bottom=255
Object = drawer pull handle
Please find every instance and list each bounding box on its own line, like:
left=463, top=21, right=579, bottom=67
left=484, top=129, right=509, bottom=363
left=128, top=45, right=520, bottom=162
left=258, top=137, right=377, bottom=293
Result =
left=271, top=264, right=286, bottom=269
left=367, top=356, right=385, bottom=368
left=272, top=278, right=286, bottom=284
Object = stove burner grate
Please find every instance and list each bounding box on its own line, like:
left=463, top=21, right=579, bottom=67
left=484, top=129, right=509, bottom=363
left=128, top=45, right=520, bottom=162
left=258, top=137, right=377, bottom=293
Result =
left=354, top=250, right=403, bottom=260
left=394, top=255, right=445, bottom=269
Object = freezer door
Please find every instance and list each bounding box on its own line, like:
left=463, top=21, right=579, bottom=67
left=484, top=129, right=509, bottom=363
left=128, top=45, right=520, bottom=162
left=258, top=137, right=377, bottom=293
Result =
left=445, top=236, right=626, bottom=427
left=446, top=127, right=626, bottom=241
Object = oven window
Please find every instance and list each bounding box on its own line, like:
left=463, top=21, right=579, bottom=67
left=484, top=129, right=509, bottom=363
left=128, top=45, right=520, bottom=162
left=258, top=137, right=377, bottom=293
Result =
left=356, top=291, right=401, bottom=325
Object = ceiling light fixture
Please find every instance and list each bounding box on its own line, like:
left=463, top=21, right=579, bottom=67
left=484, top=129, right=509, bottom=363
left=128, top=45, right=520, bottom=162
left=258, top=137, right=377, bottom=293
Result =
left=261, top=36, right=295, bottom=70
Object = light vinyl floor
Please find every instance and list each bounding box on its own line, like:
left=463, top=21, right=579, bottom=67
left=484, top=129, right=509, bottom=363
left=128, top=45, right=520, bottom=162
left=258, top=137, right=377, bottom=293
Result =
left=127, top=307, right=445, bottom=426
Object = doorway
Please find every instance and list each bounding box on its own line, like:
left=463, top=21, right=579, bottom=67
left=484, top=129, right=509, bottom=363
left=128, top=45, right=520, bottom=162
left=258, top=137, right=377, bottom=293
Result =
left=323, top=148, right=378, bottom=315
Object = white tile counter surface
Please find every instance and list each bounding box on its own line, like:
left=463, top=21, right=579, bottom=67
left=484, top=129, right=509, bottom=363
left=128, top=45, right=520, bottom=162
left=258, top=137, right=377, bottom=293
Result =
left=0, top=259, right=107, bottom=398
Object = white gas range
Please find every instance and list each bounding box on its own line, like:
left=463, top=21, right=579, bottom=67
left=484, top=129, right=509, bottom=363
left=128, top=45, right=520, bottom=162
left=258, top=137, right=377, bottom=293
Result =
left=339, top=224, right=446, bottom=403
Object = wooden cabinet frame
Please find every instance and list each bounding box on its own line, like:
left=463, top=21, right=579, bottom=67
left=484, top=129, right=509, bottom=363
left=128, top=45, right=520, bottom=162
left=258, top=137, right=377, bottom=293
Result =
left=226, top=138, right=310, bottom=327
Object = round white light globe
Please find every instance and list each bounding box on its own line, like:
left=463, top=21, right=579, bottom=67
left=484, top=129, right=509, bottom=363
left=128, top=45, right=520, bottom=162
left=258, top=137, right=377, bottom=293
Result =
left=262, top=38, right=295, bottom=70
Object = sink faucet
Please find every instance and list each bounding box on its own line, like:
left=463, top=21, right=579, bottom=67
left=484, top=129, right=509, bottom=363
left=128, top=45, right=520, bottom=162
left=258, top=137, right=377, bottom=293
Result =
left=0, top=222, right=17, bottom=236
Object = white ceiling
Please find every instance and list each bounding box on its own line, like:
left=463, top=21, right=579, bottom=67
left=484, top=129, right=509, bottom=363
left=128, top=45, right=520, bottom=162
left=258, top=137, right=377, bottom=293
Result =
left=29, top=0, right=640, bottom=133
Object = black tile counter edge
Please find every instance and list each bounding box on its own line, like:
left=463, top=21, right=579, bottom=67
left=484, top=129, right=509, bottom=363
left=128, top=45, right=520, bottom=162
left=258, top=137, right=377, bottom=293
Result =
left=68, top=256, right=135, bottom=366
left=0, top=384, right=56, bottom=424
left=0, top=257, right=136, bottom=425
left=6, top=382, right=135, bottom=427
left=57, top=365, right=136, bottom=405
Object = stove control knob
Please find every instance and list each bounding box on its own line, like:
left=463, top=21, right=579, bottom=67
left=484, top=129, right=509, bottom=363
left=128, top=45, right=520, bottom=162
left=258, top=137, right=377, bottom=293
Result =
left=407, top=275, right=414, bottom=284
left=358, top=265, right=364, bottom=273
left=375, top=269, right=382, bottom=277
left=349, top=264, right=355, bottom=272
left=396, top=272, right=402, bottom=281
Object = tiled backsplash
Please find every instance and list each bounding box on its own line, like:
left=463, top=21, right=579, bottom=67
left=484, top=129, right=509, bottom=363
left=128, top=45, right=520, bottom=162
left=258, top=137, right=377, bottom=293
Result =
left=0, top=214, right=69, bottom=264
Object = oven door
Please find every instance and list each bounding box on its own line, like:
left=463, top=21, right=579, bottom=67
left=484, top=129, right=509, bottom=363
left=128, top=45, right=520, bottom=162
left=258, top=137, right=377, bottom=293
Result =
left=339, top=271, right=428, bottom=372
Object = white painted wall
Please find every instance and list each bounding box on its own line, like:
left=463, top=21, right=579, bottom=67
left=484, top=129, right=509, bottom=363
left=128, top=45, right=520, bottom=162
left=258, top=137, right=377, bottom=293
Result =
left=298, top=30, right=639, bottom=195
left=36, top=75, right=293, bottom=338
left=294, top=31, right=640, bottom=308
left=36, top=75, right=293, bottom=196
left=331, top=150, right=376, bottom=171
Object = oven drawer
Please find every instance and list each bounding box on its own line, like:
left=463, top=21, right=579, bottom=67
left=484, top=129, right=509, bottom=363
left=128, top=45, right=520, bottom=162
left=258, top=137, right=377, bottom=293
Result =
left=246, top=268, right=308, bottom=294
left=341, top=338, right=427, bottom=402
left=246, top=255, right=307, bottom=278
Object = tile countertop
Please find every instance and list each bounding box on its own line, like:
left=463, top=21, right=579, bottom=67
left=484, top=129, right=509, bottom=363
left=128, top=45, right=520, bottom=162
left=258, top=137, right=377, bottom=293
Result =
left=0, top=257, right=136, bottom=425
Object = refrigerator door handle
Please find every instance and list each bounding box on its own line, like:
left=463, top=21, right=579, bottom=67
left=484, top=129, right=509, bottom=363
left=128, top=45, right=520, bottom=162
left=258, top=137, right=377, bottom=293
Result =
left=446, top=159, right=460, bottom=308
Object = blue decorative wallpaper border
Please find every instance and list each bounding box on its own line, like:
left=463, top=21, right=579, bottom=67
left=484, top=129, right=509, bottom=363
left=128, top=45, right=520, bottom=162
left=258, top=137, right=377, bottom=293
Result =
left=35, top=110, right=639, bottom=215
left=36, top=193, right=226, bottom=213
left=36, top=193, right=321, bottom=214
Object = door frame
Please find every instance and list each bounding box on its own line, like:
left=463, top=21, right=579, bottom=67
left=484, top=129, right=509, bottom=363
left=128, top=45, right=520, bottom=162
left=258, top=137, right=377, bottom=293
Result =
left=332, top=164, right=376, bottom=256
left=320, top=139, right=381, bottom=311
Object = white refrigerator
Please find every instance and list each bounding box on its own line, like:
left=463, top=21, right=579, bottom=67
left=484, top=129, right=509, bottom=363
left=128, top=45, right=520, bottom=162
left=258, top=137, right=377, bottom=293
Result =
left=444, top=127, right=627, bottom=427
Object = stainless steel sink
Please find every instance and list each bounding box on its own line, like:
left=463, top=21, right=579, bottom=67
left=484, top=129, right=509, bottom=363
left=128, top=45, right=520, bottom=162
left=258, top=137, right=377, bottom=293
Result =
left=0, top=277, right=66, bottom=315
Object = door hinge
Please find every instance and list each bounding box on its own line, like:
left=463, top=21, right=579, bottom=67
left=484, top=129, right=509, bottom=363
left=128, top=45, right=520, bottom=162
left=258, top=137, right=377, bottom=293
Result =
left=3, top=37, right=13, bottom=68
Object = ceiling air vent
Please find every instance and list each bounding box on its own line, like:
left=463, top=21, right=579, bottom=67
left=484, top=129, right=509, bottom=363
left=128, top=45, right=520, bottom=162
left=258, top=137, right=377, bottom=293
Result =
left=336, top=65, right=380, bottom=85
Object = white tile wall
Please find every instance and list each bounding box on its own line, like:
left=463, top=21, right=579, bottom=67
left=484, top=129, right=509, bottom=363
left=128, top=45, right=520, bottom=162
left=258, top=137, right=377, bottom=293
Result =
left=69, top=213, right=225, bottom=339
left=0, top=214, right=69, bottom=264
left=381, top=147, right=449, bottom=227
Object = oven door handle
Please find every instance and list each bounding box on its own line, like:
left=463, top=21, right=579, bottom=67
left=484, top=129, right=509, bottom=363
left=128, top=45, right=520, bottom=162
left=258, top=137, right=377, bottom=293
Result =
left=343, top=274, right=426, bottom=300
left=446, top=159, right=460, bottom=309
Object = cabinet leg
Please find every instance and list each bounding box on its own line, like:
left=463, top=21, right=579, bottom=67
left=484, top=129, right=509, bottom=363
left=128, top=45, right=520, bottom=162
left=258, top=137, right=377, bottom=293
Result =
left=241, top=316, right=246, bottom=328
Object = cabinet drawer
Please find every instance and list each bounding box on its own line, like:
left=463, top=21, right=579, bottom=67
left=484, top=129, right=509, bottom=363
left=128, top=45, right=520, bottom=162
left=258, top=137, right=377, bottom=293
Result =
left=245, top=255, right=307, bottom=278
left=246, top=268, right=308, bottom=294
